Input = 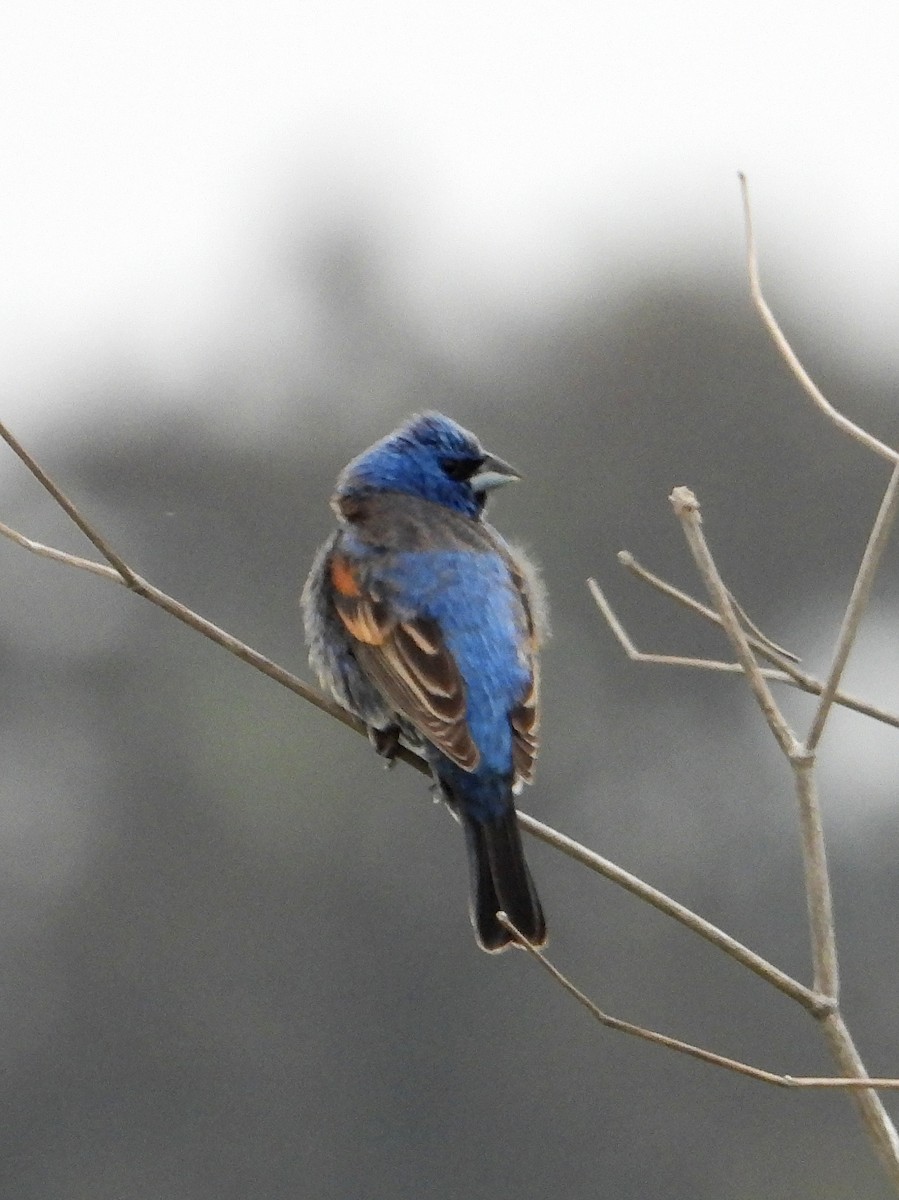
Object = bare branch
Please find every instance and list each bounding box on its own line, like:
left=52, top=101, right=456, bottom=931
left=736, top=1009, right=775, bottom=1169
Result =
left=516, top=811, right=827, bottom=1014
left=739, top=173, right=899, bottom=465
left=738, top=175, right=899, bottom=1184
left=588, top=577, right=795, bottom=679
left=0, top=421, right=141, bottom=582
left=822, top=1013, right=899, bottom=1184
left=617, top=553, right=806, bottom=676
left=792, top=759, right=839, bottom=998
left=670, top=487, right=801, bottom=758
left=727, top=586, right=798, bottom=662
left=669, top=485, right=842, bottom=1007
left=499, top=916, right=899, bottom=1091
left=610, top=553, right=899, bottom=730
left=0, top=497, right=428, bottom=773
left=0, top=521, right=123, bottom=582
left=805, top=463, right=899, bottom=751
left=617, top=552, right=802, bottom=670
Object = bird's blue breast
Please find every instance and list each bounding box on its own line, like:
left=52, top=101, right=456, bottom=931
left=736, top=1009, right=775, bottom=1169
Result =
left=381, top=548, right=530, bottom=776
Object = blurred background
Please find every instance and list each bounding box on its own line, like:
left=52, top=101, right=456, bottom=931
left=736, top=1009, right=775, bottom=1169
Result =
left=3, top=1, right=899, bottom=1197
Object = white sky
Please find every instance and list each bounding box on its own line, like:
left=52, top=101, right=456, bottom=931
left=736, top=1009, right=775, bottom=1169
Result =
left=3, top=0, right=899, bottom=431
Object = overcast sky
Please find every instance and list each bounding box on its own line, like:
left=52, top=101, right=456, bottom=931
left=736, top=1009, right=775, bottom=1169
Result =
left=3, top=0, right=899, bottom=432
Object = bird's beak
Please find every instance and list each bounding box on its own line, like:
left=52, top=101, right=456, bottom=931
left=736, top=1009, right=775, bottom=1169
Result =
left=470, top=452, right=521, bottom=493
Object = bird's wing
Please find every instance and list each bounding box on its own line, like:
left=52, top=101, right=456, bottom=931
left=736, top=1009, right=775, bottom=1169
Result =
left=506, top=555, right=540, bottom=785
left=509, top=668, right=539, bottom=785
left=328, top=549, right=481, bottom=771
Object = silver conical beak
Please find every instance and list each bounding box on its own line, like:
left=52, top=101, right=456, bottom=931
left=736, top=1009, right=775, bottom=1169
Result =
left=470, top=452, right=521, bottom=493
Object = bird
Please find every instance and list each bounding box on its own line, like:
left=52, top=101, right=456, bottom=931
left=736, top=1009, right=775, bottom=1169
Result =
left=301, top=411, right=547, bottom=952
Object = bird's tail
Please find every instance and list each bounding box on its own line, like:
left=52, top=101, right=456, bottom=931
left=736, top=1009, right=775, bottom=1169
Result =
left=460, top=804, right=547, bottom=953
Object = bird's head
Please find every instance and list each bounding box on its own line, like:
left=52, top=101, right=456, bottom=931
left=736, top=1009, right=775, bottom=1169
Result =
left=334, top=412, right=520, bottom=518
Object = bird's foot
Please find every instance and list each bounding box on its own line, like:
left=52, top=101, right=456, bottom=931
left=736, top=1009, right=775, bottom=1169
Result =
left=369, top=724, right=402, bottom=767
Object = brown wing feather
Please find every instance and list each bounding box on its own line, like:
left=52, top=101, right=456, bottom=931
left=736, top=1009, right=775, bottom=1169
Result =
left=504, top=553, right=542, bottom=784
left=510, top=668, right=539, bottom=785
left=330, top=552, right=480, bottom=771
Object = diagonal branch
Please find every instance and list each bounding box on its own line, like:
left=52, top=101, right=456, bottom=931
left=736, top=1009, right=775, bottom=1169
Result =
left=601, top=554, right=899, bottom=730
left=0, top=422, right=140, bottom=582
left=731, top=174, right=899, bottom=1186
left=0, top=488, right=424, bottom=770
left=588, top=576, right=797, bottom=680
left=739, top=173, right=899, bottom=465
left=805, top=463, right=899, bottom=751
left=499, top=916, right=899, bottom=1091
left=671, top=487, right=801, bottom=759
left=516, top=811, right=827, bottom=1013
left=670, top=487, right=839, bottom=1002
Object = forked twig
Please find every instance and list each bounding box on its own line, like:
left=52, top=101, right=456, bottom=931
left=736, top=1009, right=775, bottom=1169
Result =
left=805, top=462, right=899, bottom=751
left=593, top=556, right=899, bottom=730
left=587, top=576, right=795, bottom=679
left=569, top=178, right=899, bottom=1190
left=0, top=521, right=123, bottom=582
left=671, top=486, right=801, bottom=760
left=0, top=428, right=423, bottom=771
left=726, top=587, right=799, bottom=662
left=0, top=423, right=140, bottom=582
left=516, top=812, right=826, bottom=1013
left=650, top=176, right=899, bottom=1185
left=671, top=487, right=844, bottom=997
left=498, top=916, right=899, bottom=1090
left=739, top=172, right=899, bottom=465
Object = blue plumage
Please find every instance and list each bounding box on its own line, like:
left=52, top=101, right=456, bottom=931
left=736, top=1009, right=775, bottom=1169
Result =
left=302, top=412, right=547, bottom=951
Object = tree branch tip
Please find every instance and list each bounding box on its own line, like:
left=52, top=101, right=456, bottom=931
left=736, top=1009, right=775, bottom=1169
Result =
left=669, top=486, right=700, bottom=517
left=738, top=173, right=752, bottom=215
left=586, top=576, right=613, bottom=606
left=497, top=912, right=538, bottom=953
left=497, top=911, right=522, bottom=937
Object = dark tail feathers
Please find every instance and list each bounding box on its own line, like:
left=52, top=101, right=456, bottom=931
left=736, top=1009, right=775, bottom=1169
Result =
left=461, top=806, right=546, bottom=952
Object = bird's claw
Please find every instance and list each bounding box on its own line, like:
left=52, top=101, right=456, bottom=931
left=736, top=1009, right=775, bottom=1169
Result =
left=369, top=724, right=402, bottom=767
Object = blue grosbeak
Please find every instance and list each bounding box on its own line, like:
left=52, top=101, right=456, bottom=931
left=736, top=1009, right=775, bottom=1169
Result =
left=302, top=412, right=547, bottom=951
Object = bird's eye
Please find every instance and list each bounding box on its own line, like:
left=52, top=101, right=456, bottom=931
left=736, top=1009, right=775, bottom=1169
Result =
left=441, top=456, right=482, bottom=482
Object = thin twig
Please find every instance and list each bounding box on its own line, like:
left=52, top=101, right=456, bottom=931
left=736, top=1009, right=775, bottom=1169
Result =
left=670, top=486, right=842, bottom=1002
left=600, top=545, right=899, bottom=1123
left=589, top=577, right=796, bottom=679
left=805, top=463, right=899, bottom=752
left=0, top=521, right=125, bottom=582
left=608, top=555, right=899, bottom=730
left=739, top=173, right=899, bottom=466
left=670, top=487, right=801, bottom=759
left=741, top=174, right=899, bottom=1187
left=0, top=422, right=141, bottom=582
left=822, top=1012, right=899, bottom=1184
left=0, top=511, right=426, bottom=771
left=615, top=554, right=808, bottom=680
left=499, top=917, right=899, bottom=1090
left=726, top=587, right=799, bottom=662
left=792, top=759, right=839, bottom=998
left=516, top=812, right=827, bottom=1014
